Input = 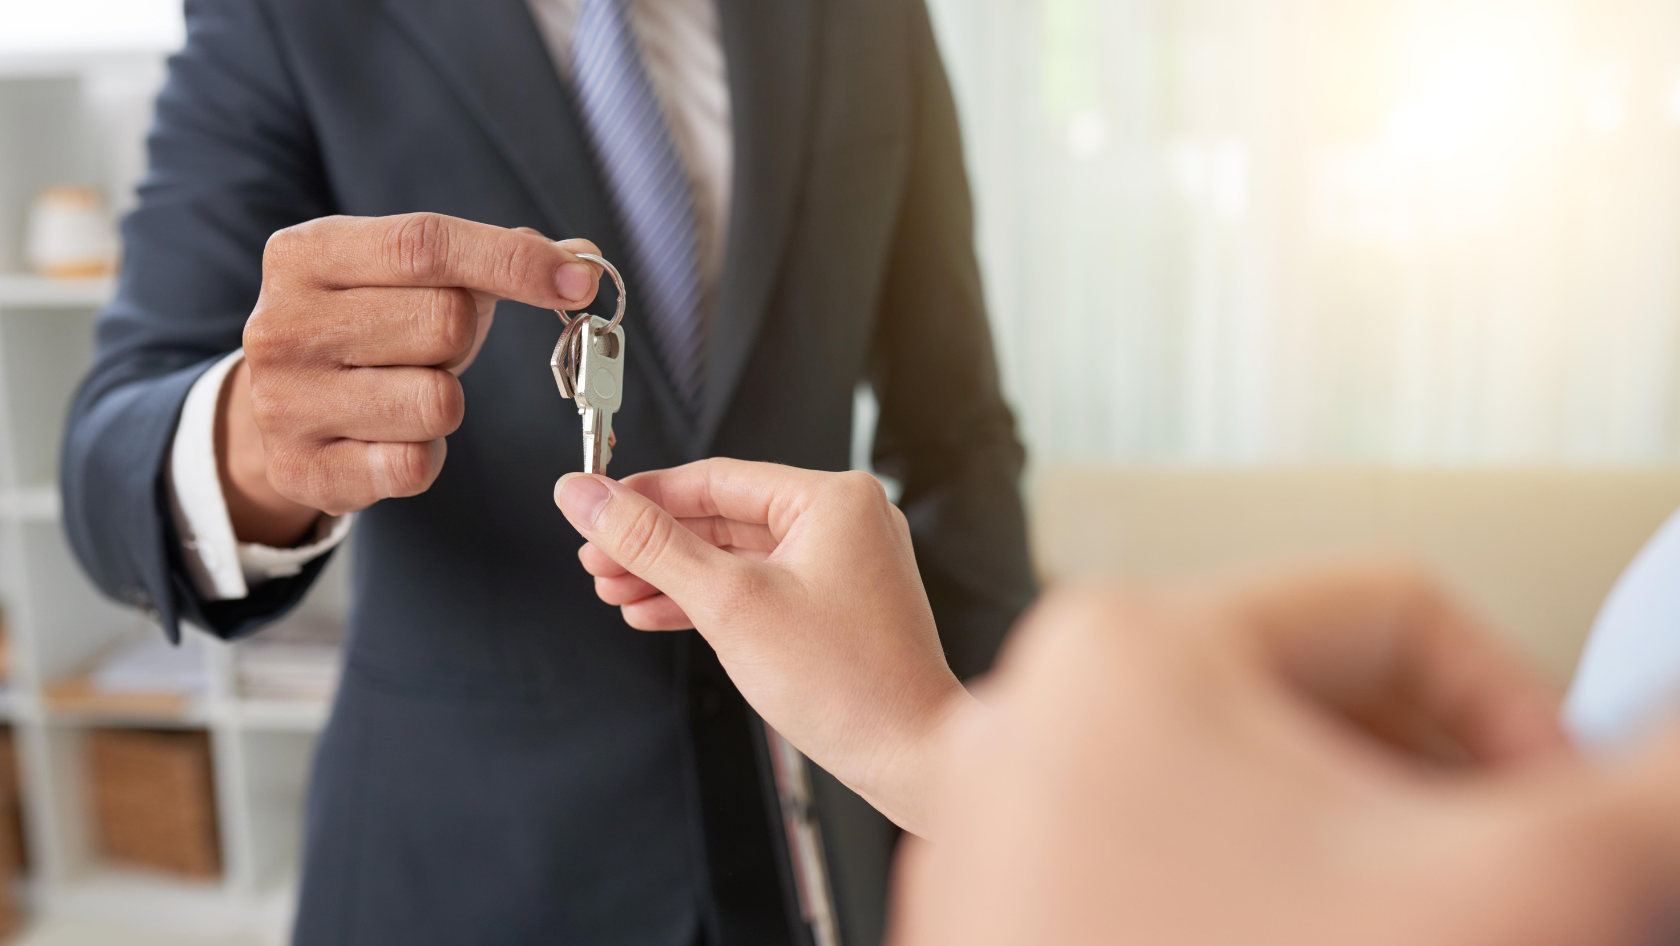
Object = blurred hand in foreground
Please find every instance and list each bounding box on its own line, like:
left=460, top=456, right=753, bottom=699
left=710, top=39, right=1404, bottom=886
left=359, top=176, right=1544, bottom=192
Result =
left=895, top=569, right=1680, bottom=946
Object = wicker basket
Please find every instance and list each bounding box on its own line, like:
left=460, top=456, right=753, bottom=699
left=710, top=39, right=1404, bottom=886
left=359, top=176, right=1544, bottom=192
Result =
left=88, top=729, right=220, bottom=878
left=0, top=728, right=22, bottom=938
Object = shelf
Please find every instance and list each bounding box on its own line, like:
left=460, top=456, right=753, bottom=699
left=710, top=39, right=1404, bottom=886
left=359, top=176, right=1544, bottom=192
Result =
left=0, top=274, right=113, bottom=309
left=0, top=486, right=59, bottom=522
left=223, top=700, right=330, bottom=733
left=43, top=677, right=205, bottom=729
left=0, top=43, right=321, bottom=942
left=0, top=49, right=169, bottom=80
left=35, top=690, right=330, bottom=733
left=36, top=866, right=287, bottom=941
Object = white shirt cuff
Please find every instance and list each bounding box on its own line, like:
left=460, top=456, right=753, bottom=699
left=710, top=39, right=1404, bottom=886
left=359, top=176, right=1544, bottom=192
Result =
left=166, top=350, right=352, bottom=602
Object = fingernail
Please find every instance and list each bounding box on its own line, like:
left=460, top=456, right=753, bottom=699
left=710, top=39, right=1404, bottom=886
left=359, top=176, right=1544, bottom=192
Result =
left=556, top=474, right=611, bottom=528
left=557, top=262, right=593, bottom=303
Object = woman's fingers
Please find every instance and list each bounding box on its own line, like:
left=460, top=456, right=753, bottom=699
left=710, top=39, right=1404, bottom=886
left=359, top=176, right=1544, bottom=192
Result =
left=589, top=546, right=773, bottom=608
left=621, top=594, right=695, bottom=631
left=578, top=515, right=776, bottom=579
left=579, top=542, right=629, bottom=578
left=676, top=515, right=777, bottom=552
left=596, top=573, right=661, bottom=606
left=620, top=458, right=835, bottom=537
left=557, top=473, right=749, bottom=621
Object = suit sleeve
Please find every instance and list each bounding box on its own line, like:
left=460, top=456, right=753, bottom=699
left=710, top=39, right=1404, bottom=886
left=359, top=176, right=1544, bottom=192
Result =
left=61, top=0, right=337, bottom=643
left=869, top=0, right=1037, bottom=681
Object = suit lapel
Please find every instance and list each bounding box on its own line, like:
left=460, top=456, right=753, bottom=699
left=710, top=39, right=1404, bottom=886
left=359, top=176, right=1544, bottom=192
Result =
left=382, top=0, right=610, bottom=252
left=699, top=0, right=820, bottom=452
left=382, top=0, right=694, bottom=443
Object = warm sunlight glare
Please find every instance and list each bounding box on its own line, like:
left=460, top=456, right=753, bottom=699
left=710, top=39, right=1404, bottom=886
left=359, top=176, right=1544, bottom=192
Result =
left=1381, top=6, right=1571, bottom=163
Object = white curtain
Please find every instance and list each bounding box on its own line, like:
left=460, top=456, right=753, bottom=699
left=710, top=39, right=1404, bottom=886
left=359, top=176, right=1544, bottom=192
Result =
left=927, top=0, right=1680, bottom=466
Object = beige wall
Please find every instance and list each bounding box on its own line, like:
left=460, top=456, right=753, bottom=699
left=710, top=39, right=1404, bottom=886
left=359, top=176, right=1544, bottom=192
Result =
left=1030, top=468, right=1680, bottom=684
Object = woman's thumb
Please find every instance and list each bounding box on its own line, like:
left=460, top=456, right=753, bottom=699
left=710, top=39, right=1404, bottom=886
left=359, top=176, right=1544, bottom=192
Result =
left=555, top=473, right=731, bottom=608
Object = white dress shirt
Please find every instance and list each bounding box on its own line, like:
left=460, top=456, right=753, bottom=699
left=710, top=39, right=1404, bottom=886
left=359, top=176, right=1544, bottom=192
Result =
left=167, top=0, right=731, bottom=601
left=1566, top=506, right=1680, bottom=752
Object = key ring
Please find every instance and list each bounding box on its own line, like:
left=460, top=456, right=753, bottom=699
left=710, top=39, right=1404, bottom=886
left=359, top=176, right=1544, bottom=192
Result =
left=554, top=253, right=625, bottom=396
left=557, top=253, right=625, bottom=332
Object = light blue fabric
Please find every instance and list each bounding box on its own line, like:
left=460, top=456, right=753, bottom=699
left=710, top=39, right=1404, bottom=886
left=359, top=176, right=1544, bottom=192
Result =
left=573, top=0, right=706, bottom=414
left=1565, top=507, right=1680, bottom=753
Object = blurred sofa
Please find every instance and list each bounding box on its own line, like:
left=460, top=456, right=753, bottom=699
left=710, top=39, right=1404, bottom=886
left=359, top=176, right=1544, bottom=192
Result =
left=1030, top=467, right=1680, bottom=684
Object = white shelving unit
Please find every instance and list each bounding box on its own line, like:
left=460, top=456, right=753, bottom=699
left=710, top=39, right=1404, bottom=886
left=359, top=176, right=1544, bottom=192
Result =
left=0, top=41, right=345, bottom=946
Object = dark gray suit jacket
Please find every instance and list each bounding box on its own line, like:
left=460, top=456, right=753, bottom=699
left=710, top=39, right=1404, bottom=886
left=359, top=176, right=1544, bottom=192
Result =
left=61, top=0, right=1035, bottom=943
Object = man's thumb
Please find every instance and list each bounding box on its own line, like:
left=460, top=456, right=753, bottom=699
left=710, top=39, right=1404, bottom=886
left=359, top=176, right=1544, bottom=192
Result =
left=555, top=473, right=725, bottom=604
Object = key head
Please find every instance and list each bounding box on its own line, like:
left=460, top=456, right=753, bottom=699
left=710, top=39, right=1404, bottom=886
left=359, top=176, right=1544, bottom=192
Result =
left=575, top=315, right=625, bottom=414
left=551, top=325, right=581, bottom=398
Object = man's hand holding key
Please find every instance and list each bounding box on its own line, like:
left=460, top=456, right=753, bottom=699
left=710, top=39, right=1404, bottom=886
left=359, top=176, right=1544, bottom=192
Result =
left=223, top=213, right=603, bottom=547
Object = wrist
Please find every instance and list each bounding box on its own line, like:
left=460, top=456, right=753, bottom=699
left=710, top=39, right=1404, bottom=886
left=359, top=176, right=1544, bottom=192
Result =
left=217, top=359, right=321, bottom=547
left=854, top=674, right=977, bottom=839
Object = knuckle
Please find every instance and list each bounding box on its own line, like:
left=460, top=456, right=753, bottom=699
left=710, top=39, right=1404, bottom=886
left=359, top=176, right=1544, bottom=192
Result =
left=263, top=444, right=312, bottom=502
left=241, top=310, right=280, bottom=357
left=411, top=371, right=465, bottom=438
left=831, top=470, right=890, bottom=511
left=888, top=503, right=911, bottom=533
left=620, top=503, right=677, bottom=570
left=246, top=379, right=278, bottom=427
left=496, top=234, right=536, bottom=290
left=261, top=224, right=305, bottom=271
left=249, top=372, right=320, bottom=437
left=416, top=288, right=476, bottom=359
left=375, top=441, right=438, bottom=497
left=242, top=309, right=303, bottom=362
left=262, top=216, right=336, bottom=273
left=246, top=375, right=292, bottom=430
left=384, top=213, right=450, bottom=281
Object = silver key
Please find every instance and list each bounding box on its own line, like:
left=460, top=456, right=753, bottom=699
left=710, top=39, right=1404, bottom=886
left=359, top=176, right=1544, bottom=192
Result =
left=574, top=316, right=624, bottom=475
left=550, top=252, right=628, bottom=476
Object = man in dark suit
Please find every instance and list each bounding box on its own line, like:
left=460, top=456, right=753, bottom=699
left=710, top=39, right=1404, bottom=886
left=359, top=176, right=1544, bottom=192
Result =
left=61, top=0, right=1035, bottom=943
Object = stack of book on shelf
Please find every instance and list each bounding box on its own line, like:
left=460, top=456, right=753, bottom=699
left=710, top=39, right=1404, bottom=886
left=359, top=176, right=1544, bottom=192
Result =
left=89, top=633, right=207, bottom=697
left=0, top=603, right=12, bottom=696
left=0, top=727, right=24, bottom=937
left=236, top=616, right=343, bottom=704
left=46, top=633, right=208, bottom=718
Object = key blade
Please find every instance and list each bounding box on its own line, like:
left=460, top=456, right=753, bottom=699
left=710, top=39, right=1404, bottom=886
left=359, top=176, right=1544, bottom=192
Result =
left=583, top=408, right=614, bottom=475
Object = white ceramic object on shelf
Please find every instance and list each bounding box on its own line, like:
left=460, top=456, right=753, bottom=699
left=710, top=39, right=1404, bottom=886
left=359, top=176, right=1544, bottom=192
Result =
left=25, top=186, right=117, bottom=280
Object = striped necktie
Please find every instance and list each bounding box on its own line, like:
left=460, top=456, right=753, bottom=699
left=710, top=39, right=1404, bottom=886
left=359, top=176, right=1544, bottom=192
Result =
left=572, top=0, right=707, bottom=416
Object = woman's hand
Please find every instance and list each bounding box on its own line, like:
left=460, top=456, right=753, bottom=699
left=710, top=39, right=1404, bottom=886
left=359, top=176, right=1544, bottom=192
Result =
left=555, top=459, right=970, bottom=836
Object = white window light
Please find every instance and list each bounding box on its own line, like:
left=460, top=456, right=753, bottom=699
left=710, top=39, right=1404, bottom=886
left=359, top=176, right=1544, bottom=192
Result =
left=0, top=0, right=185, bottom=55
